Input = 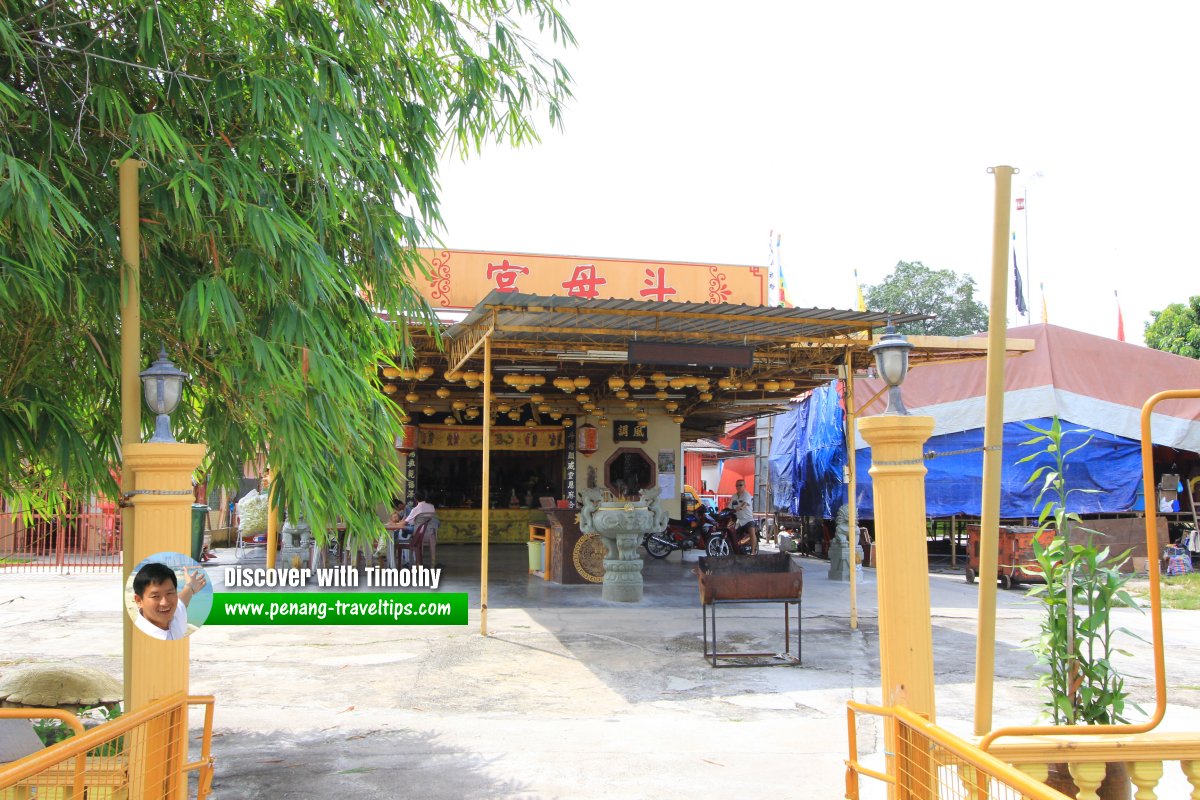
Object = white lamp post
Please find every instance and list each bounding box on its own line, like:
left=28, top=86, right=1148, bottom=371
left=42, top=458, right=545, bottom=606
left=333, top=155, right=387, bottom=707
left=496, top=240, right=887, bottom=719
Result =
left=868, top=324, right=914, bottom=415
left=139, top=346, right=187, bottom=442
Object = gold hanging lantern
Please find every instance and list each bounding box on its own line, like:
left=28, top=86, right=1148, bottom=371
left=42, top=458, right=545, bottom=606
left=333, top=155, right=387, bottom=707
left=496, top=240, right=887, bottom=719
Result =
left=655, top=390, right=668, bottom=400
left=525, top=419, right=537, bottom=428
left=575, top=393, right=590, bottom=404
left=550, top=411, right=563, bottom=420
left=497, top=402, right=512, bottom=413
left=628, top=376, right=646, bottom=390
left=444, top=416, right=457, bottom=425
left=462, top=371, right=479, bottom=383
left=405, top=392, right=420, bottom=403
left=573, top=376, right=591, bottom=389
left=444, top=370, right=462, bottom=382
left=615, top=389, right=630, bottom=400
left=417, top=366, right=434, bottom=380
left=538, top=404, right=551, bottom=414
left=780, top=379, right=796, bottom=391
left=742, top=380, right=757, bottom=391
left=422, top=405, right=435, bottom=415
left=650, top=371, right=667, bottom=383
left=507, top=410, right=521, bottom=420
left=530, top=394, right=545, bottom=404
left=452, top=400, right=467, bottom=411
left=699, top=392, right=713, bottom=402
left=764, top=380, right=781, bottom=392
left=717, top=377, right=733, bottom=389
left=382, top=366, right=401, bottom=379
left=635, top=409, right=648, bottom=420
left=382, top=384, right=398, bottom=394
left=597, top=417, right=610, bottom=428
left=664, top=401, right=679, bottom=413
left=669, top=377, right=688, bottom=390
left=672, top=415, right=685, bottom=424
left=607, top=376, right=625, bottom=390
left=561, top=417, right=574, bottom=427
left=624, top=400, right=637, bottom=409
left=435, top=387, right=451, bottom=399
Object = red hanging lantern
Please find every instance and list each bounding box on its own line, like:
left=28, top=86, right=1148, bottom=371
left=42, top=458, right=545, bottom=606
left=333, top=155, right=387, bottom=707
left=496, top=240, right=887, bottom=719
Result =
left=395, top=427, right=417, bottom=454
left=577, top=423, right=599, bottom=456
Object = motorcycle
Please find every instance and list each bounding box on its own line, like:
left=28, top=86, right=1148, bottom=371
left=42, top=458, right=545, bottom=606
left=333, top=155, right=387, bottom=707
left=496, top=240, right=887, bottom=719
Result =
left=643, top=508, right=723, bottom=558
left=705, top=507, right=756, bottom=557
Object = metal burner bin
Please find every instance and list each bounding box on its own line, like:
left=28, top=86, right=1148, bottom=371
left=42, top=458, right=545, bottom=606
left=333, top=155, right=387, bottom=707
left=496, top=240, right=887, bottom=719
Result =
left=694, top=553, right=804, bottom=667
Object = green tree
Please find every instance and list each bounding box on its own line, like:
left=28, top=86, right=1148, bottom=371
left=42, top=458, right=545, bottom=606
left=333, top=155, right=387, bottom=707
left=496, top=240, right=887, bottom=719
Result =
left=1145, top=296, right=1200, bottom=359
left=0, top=1, right=573, bottom=542
left=863, top=261, right=990, bottom=336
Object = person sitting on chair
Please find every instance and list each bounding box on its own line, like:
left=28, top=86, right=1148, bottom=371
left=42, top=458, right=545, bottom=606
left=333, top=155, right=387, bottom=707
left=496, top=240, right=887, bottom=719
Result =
left=401, top=493, right=436, bottom=536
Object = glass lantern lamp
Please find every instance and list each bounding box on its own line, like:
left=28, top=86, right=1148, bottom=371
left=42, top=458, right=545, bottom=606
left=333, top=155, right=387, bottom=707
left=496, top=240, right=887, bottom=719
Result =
left=867, top=324, right=914, bottom=415
left=139, top=346, right=188, bottom=443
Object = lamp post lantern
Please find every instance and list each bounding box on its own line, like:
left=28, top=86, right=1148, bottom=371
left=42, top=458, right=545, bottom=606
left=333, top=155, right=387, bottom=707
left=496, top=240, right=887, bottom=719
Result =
left=868, top=324, right=914, bottom=415
left=139, top=346, right=187, bottom=443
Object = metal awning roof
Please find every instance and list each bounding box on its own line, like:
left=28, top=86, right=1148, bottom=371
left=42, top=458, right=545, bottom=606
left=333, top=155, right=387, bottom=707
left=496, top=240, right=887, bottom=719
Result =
left=393, top=291, right=1032, bottom=438
left=447, top=290, right=927, bottom=346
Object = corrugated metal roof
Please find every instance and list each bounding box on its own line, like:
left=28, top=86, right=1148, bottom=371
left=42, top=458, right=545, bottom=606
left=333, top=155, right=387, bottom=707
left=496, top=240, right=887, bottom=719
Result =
left=447, top=290, right=928, bottom=344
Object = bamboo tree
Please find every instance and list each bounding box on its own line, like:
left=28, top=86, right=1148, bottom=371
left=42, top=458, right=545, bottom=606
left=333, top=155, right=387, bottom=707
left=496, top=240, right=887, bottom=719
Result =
left=1019, top=418, right=1140, bottom=725
left=0, top=0, right=574, bottom=545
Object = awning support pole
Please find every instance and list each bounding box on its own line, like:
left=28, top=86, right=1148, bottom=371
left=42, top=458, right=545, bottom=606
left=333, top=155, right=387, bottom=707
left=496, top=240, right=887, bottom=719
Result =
left=481, top=331, right=492, bottom=636
left=845, top=348, right=859, bottom=631
left=974, top=164, right=1016, bottom=736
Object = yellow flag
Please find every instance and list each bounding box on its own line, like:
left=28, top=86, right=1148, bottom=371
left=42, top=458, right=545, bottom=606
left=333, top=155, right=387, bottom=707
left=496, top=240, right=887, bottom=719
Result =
left=854, top=270, right=866, bottom=312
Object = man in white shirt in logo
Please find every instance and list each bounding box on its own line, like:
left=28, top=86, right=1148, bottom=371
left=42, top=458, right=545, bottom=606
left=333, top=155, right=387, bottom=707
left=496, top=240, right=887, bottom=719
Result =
left=132, top=562, right=206, bottom=640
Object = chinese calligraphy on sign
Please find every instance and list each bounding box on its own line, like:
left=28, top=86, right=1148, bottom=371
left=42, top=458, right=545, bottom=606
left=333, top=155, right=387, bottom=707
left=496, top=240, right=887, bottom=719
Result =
left=417, top=249, right=766, bottom=308
left=487, top=259, right=530, bottom=293
left=639, top=267, right=677, bottom=301
left=613, top=420, right=648, bottom=443
left=561, top=264, right=607, bottom=299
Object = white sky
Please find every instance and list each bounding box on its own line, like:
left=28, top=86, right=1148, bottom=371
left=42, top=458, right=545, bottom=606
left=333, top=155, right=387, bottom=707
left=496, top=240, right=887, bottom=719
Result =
left=435, top=1, right=1200, bottom=345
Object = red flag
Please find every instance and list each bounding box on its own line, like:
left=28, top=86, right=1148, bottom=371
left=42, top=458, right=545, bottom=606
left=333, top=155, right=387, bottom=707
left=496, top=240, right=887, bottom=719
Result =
left=1115, top=290, right=1125, bottom=342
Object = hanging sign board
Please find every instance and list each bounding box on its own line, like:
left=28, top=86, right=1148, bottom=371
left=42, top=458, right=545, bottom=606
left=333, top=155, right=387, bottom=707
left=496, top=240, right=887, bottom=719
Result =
left=416, top=426, right=565, bottom=451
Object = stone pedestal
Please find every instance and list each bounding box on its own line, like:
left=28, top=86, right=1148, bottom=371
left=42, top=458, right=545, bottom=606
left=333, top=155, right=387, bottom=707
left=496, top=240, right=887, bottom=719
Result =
left=827, top=538, right=865, bottom=581
left=579, top=487, right=670, bottom=603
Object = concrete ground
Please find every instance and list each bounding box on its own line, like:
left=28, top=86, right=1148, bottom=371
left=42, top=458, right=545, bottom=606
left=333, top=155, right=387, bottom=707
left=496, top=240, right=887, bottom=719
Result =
left=5, top=544, right=1200, bottom=798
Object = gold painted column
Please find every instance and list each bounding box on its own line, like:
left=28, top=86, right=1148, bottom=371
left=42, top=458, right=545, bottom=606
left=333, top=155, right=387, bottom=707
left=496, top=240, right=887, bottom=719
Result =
left=118, top=158, right=144, bottom=704
left=124, top=441, right=204, bottom=799
left=858, top=415, right=936, bottom=720
left=974, top=164, right=1016, bottom=735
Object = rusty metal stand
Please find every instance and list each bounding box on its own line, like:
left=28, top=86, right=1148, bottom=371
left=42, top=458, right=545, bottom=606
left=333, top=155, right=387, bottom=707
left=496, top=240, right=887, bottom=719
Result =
left=701, top=597, right=802, bottom=667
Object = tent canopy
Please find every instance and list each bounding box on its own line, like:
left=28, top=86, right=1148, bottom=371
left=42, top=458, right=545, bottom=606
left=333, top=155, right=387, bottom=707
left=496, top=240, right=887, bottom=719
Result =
left=773, top=324, right=1200, bottom=518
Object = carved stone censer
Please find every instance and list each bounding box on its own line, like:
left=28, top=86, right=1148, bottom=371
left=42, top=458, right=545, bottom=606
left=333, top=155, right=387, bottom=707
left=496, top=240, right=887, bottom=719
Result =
left=578, top=487, right=669, bottom=602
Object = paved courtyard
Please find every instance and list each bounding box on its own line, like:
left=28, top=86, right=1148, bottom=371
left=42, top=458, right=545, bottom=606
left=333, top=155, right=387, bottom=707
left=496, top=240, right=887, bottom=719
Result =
left=5, top=545, right=1200, bottom=798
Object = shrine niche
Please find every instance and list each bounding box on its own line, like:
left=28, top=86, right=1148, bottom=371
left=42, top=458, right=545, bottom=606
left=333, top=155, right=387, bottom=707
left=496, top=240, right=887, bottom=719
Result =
left=604, top=447, right=655, bottom=499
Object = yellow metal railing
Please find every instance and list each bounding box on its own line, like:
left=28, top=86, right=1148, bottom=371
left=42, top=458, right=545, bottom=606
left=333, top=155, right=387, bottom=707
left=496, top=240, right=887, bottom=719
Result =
left=846, top=701, right=1072, bottom=800
left=0, top=693, right=214, bottom=800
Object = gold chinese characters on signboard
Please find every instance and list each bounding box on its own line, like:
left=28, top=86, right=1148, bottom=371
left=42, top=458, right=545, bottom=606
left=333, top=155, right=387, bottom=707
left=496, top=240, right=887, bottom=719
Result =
left=418, top=249, right=766, bottom=308
left=416, top=425, right=565, bottom=451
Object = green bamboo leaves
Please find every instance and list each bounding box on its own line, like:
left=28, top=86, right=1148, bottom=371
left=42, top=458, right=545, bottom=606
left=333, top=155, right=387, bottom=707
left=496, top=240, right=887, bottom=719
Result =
left=0, top=0, right=573, bottom=540
left=1018, top=418, right=1140, bottom=725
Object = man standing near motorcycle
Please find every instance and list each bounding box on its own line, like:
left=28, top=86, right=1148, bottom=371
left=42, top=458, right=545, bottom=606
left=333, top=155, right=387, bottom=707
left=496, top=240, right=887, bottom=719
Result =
left=731, top=479, right=757, bottom=554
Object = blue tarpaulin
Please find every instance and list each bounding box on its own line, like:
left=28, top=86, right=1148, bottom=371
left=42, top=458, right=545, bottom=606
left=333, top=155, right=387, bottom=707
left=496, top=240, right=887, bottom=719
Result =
left=854, top=418, right=1143, bottom=517
left=769, top=382, right=847, bottom=518
left=770, top=386, right=1144, bottom=518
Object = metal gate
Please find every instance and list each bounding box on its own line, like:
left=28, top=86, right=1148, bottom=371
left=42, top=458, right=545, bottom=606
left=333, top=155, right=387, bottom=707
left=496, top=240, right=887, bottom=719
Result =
left=0, top=510, right=123, bottom=572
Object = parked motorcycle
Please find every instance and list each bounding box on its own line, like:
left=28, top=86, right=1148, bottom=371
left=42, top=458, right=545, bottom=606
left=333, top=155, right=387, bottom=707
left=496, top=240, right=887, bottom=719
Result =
left=705, top=507, right=756, bottom=557
left=643, top=508, right=723, bottom=558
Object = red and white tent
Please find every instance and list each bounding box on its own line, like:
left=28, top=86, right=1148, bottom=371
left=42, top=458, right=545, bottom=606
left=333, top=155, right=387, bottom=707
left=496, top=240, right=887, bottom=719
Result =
left=854, top=324, right=1200, bottom=453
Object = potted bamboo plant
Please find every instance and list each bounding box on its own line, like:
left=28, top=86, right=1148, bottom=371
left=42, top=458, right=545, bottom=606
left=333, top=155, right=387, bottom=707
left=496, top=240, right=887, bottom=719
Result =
left=1020, top=418, right=1140, bottom=799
